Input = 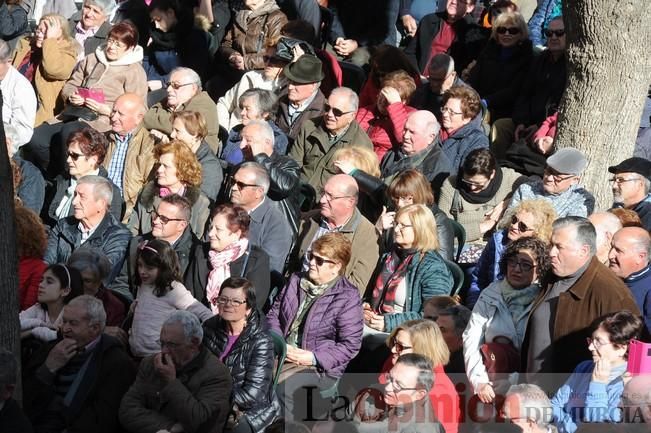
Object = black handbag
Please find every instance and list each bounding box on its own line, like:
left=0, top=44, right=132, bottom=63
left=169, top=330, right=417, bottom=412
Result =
left=59, top=105, right=99, bottom=122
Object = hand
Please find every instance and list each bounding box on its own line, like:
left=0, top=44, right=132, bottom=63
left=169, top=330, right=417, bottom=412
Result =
left=461, top=60, right=476, bottom=81
left=44, top=17, right=63, bottom=40
left=286, top=346, right=314, bottom=366
left=362, top=303, right=375, bottom=324
left=333, top=159, right=357, bottom=175
left=401, top=14, right=417, bottom=37
left=334, top=38, right=358, bottom=57
left=292, top=44, right=306, bottom=62
left=84, top=99, right=110, bottom=116
left=534, top=136, right=554, bottom=155
left=485, top=200, right=506, bottom=224
left=479, top=217, right=497, bottom=235
left=379, top=207, right=396, bottom=231
left=592, top=357, right=612, bottom=383
left=148, top=80, right=163, bottom=91
left=69, top=92, right=85, bottom=106
left=149, top=129, right=170, bottom=143
left=228, top=53, right=245, bottom=70
left=104, top=326, right=129, bottom=347
left=477, top=383, right=495, bottom=403
left=154, top=352, right=177, bottom=383
left=367, top=312, right=385, bottom=331
left=45, top=338, right=78, bottom=373
left=380, top=86, right=402, bottom=105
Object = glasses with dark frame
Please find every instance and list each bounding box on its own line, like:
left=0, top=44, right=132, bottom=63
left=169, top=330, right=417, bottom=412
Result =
left=67, top=151, right=86, bottom=161
left=216, top=297, right=247, bottom=306
left=383, top=373, right=422, bottom=393
left=506, top=257, right=535, bottom=272
left=151, top=210, right=185, bottom=225
left=233, top=180, right=261, bottom=190
left=165, top=81, right=195, bottom=90
left=390, top=337, right=413, bottom=353
left=510, top=215, right=533, bottom=233
left=496, top=26, right=521, bottom=35
left=324, top=103, right=354, bottom=118
left=543, top=167, right=576, bottom=183
left=544, top=29, right=566, bottom=38
left=307, top=251, right=336, bottom=266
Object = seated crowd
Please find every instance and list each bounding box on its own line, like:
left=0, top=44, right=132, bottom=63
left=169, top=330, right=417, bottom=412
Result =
left=3, top=1, right=651, bottom=433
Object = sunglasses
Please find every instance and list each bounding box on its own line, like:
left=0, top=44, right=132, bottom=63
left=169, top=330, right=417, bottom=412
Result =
left=391, top=338, right=412, bottom=353
left=544, top=29, right=565, bottom=38
left=307, top=251, right=336, bottom=266
left=324, top=103, right=354, bottom=118
left=67, top=151, right=85, bottom=161
left=496, top=26, right=521, bottom=35
left=511, top=215, right=532, bottom=232
left=232, top=180, right=260, bottom=190
left=165, top=81, right=194, bottom=90
left=151, top=210, right=185, bottom=225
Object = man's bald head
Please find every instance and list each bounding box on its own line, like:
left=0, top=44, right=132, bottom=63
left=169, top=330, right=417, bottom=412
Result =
left=111, top=93, right=145, bottom=136
left=608, top=226, right=651, bottom=278
left=319, top=174, right=358, bottom=226
left=402, top=111, right=440, bottom=156
left=589, top=212, right=623, bottom=263
left=622, top=374, right=651, bottom=423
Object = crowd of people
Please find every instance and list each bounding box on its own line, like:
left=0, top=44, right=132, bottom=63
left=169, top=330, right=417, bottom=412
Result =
left=2, top=0, right=651, bottom=432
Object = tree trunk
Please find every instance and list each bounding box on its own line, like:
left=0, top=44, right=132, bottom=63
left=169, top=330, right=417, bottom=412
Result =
left=555, top=0, right=651, bottom=209
left=0, top=89, right=21, bottom=399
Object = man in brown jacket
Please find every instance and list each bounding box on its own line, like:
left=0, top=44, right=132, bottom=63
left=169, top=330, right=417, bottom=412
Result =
left=103, top=93, right=156, bottom=220
left=522, top=216, right=640, bottom=392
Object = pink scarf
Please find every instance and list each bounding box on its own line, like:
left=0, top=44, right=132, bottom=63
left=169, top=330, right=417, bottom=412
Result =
left=205, top=238, right=249, bottom=314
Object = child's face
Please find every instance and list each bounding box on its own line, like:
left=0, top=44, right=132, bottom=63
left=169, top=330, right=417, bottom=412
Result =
left=137, top=258, right=159, bottom=286
left=38, top=269, right=70, bottom=304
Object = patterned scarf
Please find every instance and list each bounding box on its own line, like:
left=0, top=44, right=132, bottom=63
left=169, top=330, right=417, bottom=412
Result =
left=205, top=238, right=249, bottom=314
left=159, top=185, right=186, bottom=198
left=371, top=248, right=416, bottom=314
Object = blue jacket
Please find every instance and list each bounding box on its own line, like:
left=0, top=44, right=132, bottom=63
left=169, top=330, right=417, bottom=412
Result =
left=222, top=121, right=289, bottom=165
left=551, top=360, right=626, bottom=433
left=467, top=229, right=508, bottom=309
left=624, top=264, right=651, bottom=332
left=440, top=121, right=489, bottom=172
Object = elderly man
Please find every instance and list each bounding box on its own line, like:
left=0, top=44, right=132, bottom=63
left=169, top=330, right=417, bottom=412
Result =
left=45, top=175, right=131, bottom=284
left=120, top=311, right=232, bottom=433
left=355, top=354, right=443, bottom=432
left=523, top=217, right=639, bottom=391
left=289, top=86, right=372, bottom=193
left=290, top=174, right=379, bottom=294
left=508, top=147, right=595, bottom=217
left=436, top=305, right=471, bottom=375
left=0, top=349, right=32, bottom=433
left=69, top=0, right=114, bottom=56
left=0, top=40, right=37, bottom=149
left=145, top=67, right=220, bottom=153
left=103, top=93, right=156, bottom=220
left=608, top=227, right=651, bottom=331
left=241, top=119, right=301, bottom=236
left=609, top=157, right=651, bottom=230
left=23, top=295, right=135, bottom=433
left=588, top=211, right=623, bottom=264
left=230, top=162, right=294, bottom=276
left=276, top=54, right=326, bottom=141
left=503, top=384, right=556, bottom=433
left=112, top=195, right=199, bottom=300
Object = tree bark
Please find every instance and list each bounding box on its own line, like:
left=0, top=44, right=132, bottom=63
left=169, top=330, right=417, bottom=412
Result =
left=555, top=0, right=651, bottom=209
left=0, top=89, right=21, bottom=399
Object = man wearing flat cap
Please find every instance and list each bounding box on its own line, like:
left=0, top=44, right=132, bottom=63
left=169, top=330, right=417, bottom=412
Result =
left=276, top=55, right=327, bottom=143
left=507, top=147, right=595, bottom=217
left=609, top=157, right=651, bottom=230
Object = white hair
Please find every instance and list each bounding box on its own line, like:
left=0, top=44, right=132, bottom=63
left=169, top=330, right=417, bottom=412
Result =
left=68, top=295, right=107, bottom=331
left=164, top=311, right=204, bottom=342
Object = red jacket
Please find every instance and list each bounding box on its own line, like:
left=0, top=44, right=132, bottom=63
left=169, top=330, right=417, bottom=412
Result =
left=380, top=357, right=460, bottom=433
left=356, top=102, right=417, bottom=160
left=19, top=257, right=47, bottom=311
left=533, top=112, right=558, bottom=141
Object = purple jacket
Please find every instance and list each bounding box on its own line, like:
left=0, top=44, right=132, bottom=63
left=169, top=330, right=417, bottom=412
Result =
left=266, top=273, right=363, bottom=378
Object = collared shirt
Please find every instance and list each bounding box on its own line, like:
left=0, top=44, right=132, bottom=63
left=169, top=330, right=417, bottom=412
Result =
left=287, top=90, right=319, bottom=126
left=247, top=196, right=266, bottom=215
left=75, top=22, right=99, bottom=48
left=327, top=123, right=352, bottom=145
left=106, top=133, right=132, bottom=194
left=78, top=220, right=101, bottom=244
left=301, top=214, right=352, bottom=271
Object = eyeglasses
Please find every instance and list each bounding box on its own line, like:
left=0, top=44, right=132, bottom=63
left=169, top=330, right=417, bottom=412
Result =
left=151, top=210, right=185, bottom=225
left=395, top=221, right=413, bottom=231
left=496, top=26, right=521, bottom=35
left=233, top=180, right=261, bottom=190
left=215, top=297, right=247, bottom=306
left=609, top=177, right=641, bottom=185
left=307, top=251, right=336, bottom=266
left=390, top=338, right=412, bottom=353
left=511, top=215, right=532, bottom=232
left=263, top=55, right=287, bottom=65
left=324, top=103, right=354, bottom=118
left=544, top=29, right=566, bottom=38
left=543, top=167, right=576, bottom=183
left=586, top=337, right=613, bottom=349
left=506, top=258, right=535, bottom=272
left=165, top=81, right=195, bottom=90
left=106, top=38, right=127, bottom=48
left=67, top=151, right=85, bottom=161
left=383, top=373, right=421, bottom=393
left=440, top=106, right=464, bottom=116
left=320, top=189, right=352, bottom=202
left=159, top=339, right=182, bottom=349
left=461, top=177, right=489, bottom=189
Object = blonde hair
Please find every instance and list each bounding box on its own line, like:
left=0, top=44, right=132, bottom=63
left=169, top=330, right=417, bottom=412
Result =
left=498, top=199, right=557, bottom=242
left=491, top=11, right=529, bottom=41
left=332, top=146, right=381, bottom=177
left=387, top=319, right=450, bottom=367
left=395, top=204, right=440, bottom=252
left=39, top=14, right=76, bottom=45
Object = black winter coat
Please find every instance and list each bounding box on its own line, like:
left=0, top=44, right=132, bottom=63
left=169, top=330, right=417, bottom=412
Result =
left=202, top=310, right=280, bottom=433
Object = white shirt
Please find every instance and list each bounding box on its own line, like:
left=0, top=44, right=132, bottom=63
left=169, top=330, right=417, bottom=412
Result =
left=1, top=66, right=37, bottom=149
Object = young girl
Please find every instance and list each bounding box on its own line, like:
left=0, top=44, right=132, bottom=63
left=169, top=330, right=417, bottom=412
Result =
left=129, top=239, right=213, bottom=358
left=20, top=264, right=83, bottom=342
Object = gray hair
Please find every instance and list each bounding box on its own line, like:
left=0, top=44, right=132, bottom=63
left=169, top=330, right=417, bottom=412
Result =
left=171, top=67, right=202, bottom=91
left=428, top=53, right=455, bottom=76
left=643, top=177, right=651, bottom=195
left=68, top=249, right=112, bottom=282
left=77, top=175, right=113, bottom=209
left=0, top=348, right=17, bottom=388
left=330, top=87, right=359, bottom=112
left=552, top=216, right=597, bottom=255
left=84, top=0, right=115, bottom=16
left=438, top=305, right=471, bottom=337
left=395, top=353, right=434, bottom=391
left=239, top=89, right=278, bottom=120
left=160, top=194, right=192, bottom=222
left=0, top=40, right=11, bottom=61
left=67, top=295, right=107, bottom=331
left=164, top=310, right=204, bottom=342
left=244, top=119, right=275, bottom=148
left=238, top=161, right=270, bottom=194
left=589, top=212, right=622, bottom=252
left=4, top=123, right=20, bottom=156
left=506, top=384, right=554, bottom=428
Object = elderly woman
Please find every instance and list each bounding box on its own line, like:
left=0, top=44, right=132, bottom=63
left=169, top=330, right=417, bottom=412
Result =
left=466, top=11, right=533, bottom=121
left=217, top=42, right=289, bottom=131
left=44, top=128, right=123, bottom=226
left=15, top=205, right=48, bottom=311
left=11, top=14, right=80, bottom=126
left=463, top=236, right=550, bottom=404
left=70, top=0, right=114, bottom=56
left=380, top=319, right=460, bottom=433
left=128, top=140, right=210, bottom=238
left=551, top=311, right=644, bottom=433
left=439, top=85, right=489, bottom=171
left=364, top=204, right=453, bottom=334
left=467, top=199, right=556, bottom=308
left=221, top=88, right=289, bottom=165
left=355, top=70, right=418, bottom=160
left=266, top=232, right=363, bottom=413
left=169, top=110, right=223, bottom=202
left=186, top=204, right=271, bottom=312
left=203, top=277, right=279, bottom=433
left=438, top=148, right=527, bottom=243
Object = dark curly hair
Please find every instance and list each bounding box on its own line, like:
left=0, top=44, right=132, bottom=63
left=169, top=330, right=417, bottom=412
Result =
left=15, top=205, right=47, bottom=259
left=499, top=236, right=550, bottom=278
left=67, top=127, right=109, bottom=166
left=591, top=311, right=644, bottom=359
left=134, top=239, right=181, bottom=297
